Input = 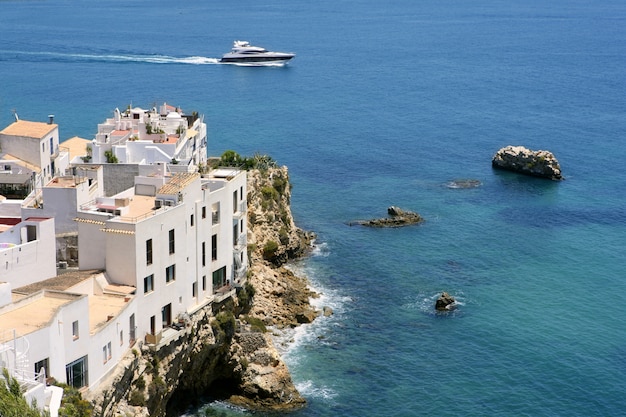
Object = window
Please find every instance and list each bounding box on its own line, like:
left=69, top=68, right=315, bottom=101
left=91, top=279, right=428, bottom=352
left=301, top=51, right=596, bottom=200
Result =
left=166, top=264, right=176, bottom=283
left=233, top=223, right=239, bottom=246
left=212, top=266, right=226, bottom=289
left=233, top=190, right=238, bottom=213
left=212, top=234, right=217, bottom=260
left=202, top=275, right=206, bottom=291
left=161, top=303, right=172, bottom=327
left=144, top=274, right=154, bottom=294
left=191, top=214, right=195, bottom=227
left=66, top=356, right=88, bottom=389
left=129, top=314, right=136, bottom=344
left=192, top=282, right=197, bottom=298
left=202, top=206, right=206, bottom=219
left=212, top=203, right=220, bottom=223
left=102, top=342, right=112, bottom=364
left=72, top=320, right=79, bottom=340
left=169, top=229, right=175, bottom=254
left=202, top=242, right=206, bottom=266
left=146, top=239, right=153, bottom=265
left=34, top=358, right=49, bottom=377
left=120, top=330, right=124, bottom=346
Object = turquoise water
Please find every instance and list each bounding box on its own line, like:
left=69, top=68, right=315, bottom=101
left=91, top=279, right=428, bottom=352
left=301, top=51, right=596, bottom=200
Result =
left=2, top=0, right=626, bottom=415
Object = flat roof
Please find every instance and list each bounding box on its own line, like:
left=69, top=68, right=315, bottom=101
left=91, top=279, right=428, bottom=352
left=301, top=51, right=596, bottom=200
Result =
left=0, top=120, right=57, bottom=139
left=0, top=174, right=31, bottom=185
left=1, top=154, right=41, bottom=173
left=5, top=269, right=134, bottom=336
left=88, top=293, right=130, bottom=333
left=0, top=292, right=76, bottom=336
left=46, top=176, right=88, bottom=188
left=62, top=136, right=90, bottom=160
left=14, top=269, right=103, bottom=295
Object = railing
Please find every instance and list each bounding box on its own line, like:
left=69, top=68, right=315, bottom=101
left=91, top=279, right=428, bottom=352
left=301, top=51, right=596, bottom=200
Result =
left=232, top=264, right=247, bottom=284
left=0, top=330, right=41, bottom=389
left=234, top=234, right=247, bottom=253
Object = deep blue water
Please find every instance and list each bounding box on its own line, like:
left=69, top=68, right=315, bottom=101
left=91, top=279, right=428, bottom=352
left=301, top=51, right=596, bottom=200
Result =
left=2, top=1, right=626, bottom=416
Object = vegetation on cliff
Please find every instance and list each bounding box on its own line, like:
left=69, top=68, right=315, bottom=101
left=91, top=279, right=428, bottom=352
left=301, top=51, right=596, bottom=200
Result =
left=0, top=369, right=48, bottom=417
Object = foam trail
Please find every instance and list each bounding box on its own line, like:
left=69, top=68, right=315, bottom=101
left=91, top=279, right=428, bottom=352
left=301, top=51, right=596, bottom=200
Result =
left=0, top=50, right=220, bottom=65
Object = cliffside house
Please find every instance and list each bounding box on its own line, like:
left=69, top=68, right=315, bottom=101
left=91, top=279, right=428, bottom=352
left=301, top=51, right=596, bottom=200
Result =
left=1, top=117, right=245, bottom=414
left=0, top=116, right=71, bottom=198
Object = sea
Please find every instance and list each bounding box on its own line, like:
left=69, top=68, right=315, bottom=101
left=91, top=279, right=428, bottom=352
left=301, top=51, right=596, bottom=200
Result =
left=2, top=0, right=626, bottom=416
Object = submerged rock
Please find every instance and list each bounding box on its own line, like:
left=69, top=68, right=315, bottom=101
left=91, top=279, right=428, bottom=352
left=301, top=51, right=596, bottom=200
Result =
left=351, top=206, right=424, bottom=227
left=435, top=292, right=456, bottom=311
left=446, top=179, right=482, bottom=189
left=492, top=145, right=563, bottom=180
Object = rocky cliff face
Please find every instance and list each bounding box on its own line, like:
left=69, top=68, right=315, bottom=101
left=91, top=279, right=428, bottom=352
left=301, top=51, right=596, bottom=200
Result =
left=88, top=166, right=315, bottom=416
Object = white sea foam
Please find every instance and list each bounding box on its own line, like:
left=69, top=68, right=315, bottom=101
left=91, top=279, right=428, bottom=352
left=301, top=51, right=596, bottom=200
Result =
left=2, top=50, right=220, bottom=65
left=296, top=379, right=338, bottom=401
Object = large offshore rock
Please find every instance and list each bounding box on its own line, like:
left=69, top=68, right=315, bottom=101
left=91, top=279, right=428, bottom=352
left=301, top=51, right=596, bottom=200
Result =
left=492, top=146, right=563, bottom=180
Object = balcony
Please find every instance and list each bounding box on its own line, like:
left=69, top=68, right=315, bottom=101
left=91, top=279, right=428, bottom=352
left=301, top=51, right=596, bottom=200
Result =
left=213, top=284, right=235, bottom=304
left=233, top=200, right=247, bottom=219
left=234, top=233, right=247, bottom=253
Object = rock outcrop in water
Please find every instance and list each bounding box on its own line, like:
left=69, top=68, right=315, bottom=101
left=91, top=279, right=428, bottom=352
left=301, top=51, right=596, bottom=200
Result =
left=435, top=292, right=456, bottom=311
left=492, top=145, right=563, bottom=180
left=351, top=206, right=424, bottom=227
left=88, top=165, right=315, bottom=416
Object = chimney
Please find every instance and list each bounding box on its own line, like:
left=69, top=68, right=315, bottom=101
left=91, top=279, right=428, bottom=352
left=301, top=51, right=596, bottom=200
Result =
left=48, top=114, right=55, bottom=124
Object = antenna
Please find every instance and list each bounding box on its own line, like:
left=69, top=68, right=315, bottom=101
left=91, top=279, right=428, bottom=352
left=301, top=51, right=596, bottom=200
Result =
left=11, top=109, right=18, bottom=122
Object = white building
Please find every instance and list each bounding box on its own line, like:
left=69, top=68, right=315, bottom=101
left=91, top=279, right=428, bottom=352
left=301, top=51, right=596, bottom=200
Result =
left=0, top=117, right=71, bottom=193
left=0, top=216, right=63, bottom=415
left=82, top=103, right=207, bottom=168
left=1, top=167, right=247, bottom=409
left=0, top=216, right=57, bottom=288
left=21, top=165, right=104, bottom=236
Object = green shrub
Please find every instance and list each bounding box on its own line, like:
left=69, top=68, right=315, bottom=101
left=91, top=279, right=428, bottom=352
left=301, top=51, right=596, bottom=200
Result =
left=135, top=376, right=146, bottom=390
left=214, top=311, right=236, bottom=339
left=56, top=383, right=93, bottom=417
left=272, top=176, right=287, bottom=195
left=243, top=315, right=267, bottom=333
left=279, top=227, right=290, bottom=245
left=129, top=390, right=146, bottom=407
left=148, top=375, right=166, bottom=399
left=262, top=240, right=279, bottom=260
left=260, top=186, right=279, bottom=202
left=104, top=150, right=118, bottom=163
left=0, top=369, right=47, bottom=417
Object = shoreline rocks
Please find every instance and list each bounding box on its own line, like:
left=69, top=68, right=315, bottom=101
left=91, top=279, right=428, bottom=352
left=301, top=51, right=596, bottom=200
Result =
left=351, top=206, right=424, bottom=227
left=492, top=145, right=563, bottom=180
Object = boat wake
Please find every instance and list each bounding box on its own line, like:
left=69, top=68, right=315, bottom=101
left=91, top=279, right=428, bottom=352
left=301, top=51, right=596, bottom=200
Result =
left=0, top=50, right=220, bottom=65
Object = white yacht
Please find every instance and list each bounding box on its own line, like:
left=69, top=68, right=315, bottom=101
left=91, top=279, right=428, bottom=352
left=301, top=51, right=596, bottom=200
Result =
left=220, top=41, right=295, bottom=65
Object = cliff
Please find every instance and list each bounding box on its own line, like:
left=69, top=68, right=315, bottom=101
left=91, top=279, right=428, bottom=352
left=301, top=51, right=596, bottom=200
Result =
left=87, top=166, right=315, bottom=416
